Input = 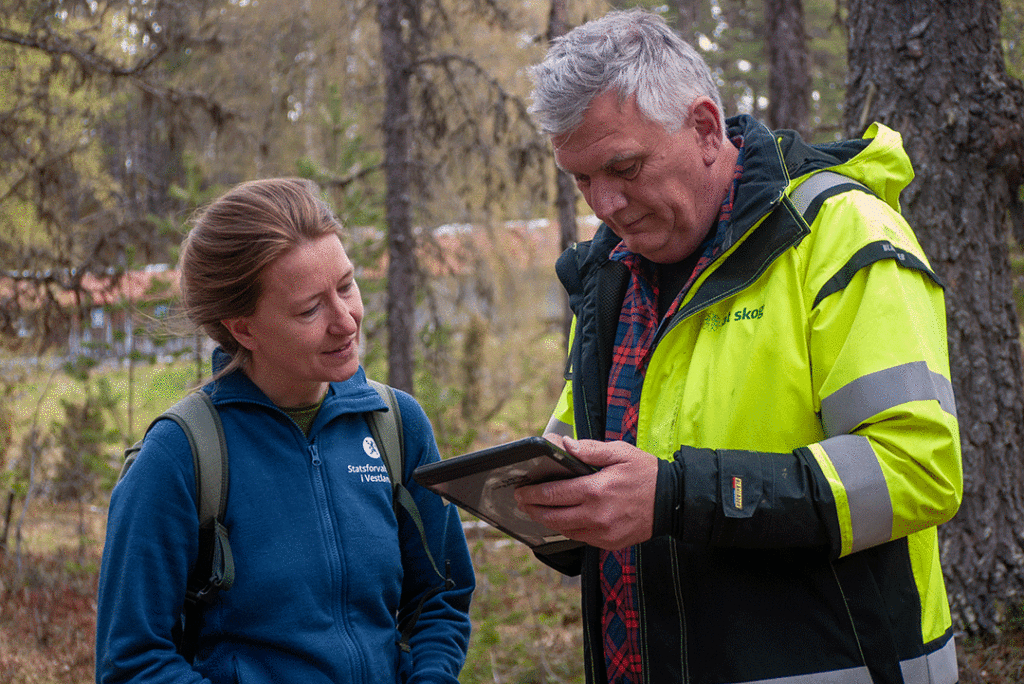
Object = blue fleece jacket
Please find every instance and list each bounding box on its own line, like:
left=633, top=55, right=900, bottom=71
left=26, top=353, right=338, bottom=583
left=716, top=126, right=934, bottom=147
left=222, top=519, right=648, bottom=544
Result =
left=96, top=361, right=474, bottom=684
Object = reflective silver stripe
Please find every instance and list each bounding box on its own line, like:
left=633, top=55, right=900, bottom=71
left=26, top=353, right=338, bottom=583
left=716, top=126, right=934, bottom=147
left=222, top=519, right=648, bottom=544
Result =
left=723, top=636, right=957, bottom=684
left=821, top=434, right=893, bottom=552
left=727, top=665, right=872, bottom=684
left=544, top=416, right=573, bottom=438
left=932, top=370, right=957, bottom=418
left=821, top=361, right=957, bottom=438
left=900, top=636, right=958, bottom=684
left=790, top=171, right=868, bottom=216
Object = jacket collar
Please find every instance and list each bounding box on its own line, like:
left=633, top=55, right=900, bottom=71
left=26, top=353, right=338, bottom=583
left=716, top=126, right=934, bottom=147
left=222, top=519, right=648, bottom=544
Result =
left=204, top=348, right=387, bottom=424
left=723, top=115, right=791, bottom=246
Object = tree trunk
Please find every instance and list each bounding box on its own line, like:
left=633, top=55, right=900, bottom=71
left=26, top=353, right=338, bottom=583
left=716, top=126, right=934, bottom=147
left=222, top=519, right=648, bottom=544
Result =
left=301, top=0, right=319, bottom=164
left=764, top=0, right=811, bottom=137
left=547, top=0, right=578, bottom=343
left=1, top=491, right=13, bottom=551
left=378, top=0, right=417, bottom=393
left=846, top=0, right=1024, bottom=635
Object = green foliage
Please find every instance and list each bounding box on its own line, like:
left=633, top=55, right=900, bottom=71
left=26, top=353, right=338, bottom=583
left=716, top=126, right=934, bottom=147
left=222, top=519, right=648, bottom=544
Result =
left=159, top=153, right=226, bottom=255
left=51, top=369, right=121, bottom=501
left=300, top=84, right=386, bottom=231
left=461, top=539, right=584, bottom=684
left=0, top=0, right=149, bottom=331
left=1004, top=0, right=1024, bottom=81
left=415, top=320, right=479, bottom=458
left=1011, top=239, right=1024, bottom=323
left=11, top=429, right=51, bottom=500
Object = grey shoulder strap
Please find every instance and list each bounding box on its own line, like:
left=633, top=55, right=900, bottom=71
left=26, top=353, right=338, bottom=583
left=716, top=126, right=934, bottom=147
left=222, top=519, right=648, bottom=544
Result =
left=364, top=379, right=453, bottom=652
left=366, top=379, right=404, bottom=496
left=161, top=391, right=228, bottom=527
left=364, top=379, right=446, bottom=584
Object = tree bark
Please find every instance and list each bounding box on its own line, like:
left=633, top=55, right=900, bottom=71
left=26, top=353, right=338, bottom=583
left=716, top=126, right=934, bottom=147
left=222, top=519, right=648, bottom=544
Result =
left=764, top=0, right=811, bottom=137
left=547, top=0, right=578, bottom=343
left=846, top=0, right=1024, bottom=635
left=378, top=0, right=417, bottom=393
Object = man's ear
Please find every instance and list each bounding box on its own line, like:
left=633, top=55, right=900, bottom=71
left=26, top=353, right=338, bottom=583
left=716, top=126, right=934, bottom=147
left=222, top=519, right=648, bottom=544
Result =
left=690, top=98, right=725, bottom=165
left=222, top=317, right=257, bottom=351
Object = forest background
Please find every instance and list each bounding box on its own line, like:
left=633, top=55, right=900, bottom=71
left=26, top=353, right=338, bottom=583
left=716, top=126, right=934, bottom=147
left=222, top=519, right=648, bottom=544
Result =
left=2, top=0, right=1024, bottom=682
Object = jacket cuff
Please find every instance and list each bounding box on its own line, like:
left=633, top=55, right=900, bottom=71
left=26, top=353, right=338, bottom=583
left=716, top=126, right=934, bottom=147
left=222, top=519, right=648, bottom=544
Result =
left=653, top=456, right=685, bottom=538
left=655, top=445, right=723, bottom=543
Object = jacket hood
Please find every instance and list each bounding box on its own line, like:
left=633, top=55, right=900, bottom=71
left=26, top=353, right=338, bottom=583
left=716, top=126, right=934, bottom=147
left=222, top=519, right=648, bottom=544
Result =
left=773, top=119, right=913, bottom=212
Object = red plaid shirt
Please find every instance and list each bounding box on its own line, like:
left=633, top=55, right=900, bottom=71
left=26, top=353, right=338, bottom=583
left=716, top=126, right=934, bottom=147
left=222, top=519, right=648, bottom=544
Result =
left=599, top=137, right=745, bottom=683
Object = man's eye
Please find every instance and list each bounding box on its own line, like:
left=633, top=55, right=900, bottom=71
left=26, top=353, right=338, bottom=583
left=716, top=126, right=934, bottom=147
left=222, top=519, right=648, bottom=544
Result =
left=300, top=304, right=320, bottom=317
left=615, top=162, right=640, bottom=179
left=574, top=174, right=590, bottom=186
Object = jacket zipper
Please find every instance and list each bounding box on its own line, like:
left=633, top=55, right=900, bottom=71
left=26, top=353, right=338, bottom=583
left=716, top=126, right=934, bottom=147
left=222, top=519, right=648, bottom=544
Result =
left=309, top=441, right=365, bottom=680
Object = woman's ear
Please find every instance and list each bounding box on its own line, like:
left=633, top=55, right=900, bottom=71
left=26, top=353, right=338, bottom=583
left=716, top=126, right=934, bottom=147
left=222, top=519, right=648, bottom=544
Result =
left=222, top=317, right=257, bottom=351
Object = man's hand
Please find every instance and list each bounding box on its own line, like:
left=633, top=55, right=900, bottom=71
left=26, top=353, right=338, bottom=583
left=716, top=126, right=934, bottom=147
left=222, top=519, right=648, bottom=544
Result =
left=515, top=436, right=658, bottom=550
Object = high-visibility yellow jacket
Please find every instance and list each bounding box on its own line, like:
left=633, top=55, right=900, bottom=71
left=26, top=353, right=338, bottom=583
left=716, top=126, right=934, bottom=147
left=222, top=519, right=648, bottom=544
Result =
left=543, top=115, right=962, bottom=684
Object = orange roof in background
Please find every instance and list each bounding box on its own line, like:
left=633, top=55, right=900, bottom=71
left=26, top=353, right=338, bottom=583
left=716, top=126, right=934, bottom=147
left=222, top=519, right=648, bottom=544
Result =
left=362, top=216, right=600, bottom=279
left=1, top=267, right=180, bottom=309
left=77, top=267, right=180, bottom=305
left=3, top=217, right=601, bottom=307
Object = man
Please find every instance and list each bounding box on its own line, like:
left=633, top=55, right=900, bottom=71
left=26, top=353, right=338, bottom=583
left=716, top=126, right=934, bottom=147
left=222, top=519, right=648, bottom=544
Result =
left=515, top=9, right=962, bottom=684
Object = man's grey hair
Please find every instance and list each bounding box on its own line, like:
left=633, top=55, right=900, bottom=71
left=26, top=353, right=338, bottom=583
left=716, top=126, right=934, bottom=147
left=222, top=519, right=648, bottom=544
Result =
left=528, top=9, right=724, bottom=138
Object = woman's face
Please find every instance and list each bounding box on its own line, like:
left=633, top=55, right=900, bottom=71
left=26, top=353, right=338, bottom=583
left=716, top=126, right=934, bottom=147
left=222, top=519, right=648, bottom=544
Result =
left=223, top=233, right=364, bottom=407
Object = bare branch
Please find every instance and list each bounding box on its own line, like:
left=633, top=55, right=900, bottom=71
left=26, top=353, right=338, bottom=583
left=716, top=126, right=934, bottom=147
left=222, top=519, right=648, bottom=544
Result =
left=318, top=163, right=384, bottom=189
left=412, top=52, right=536, bottom=125
left=0, top=26, right=240, bottom=126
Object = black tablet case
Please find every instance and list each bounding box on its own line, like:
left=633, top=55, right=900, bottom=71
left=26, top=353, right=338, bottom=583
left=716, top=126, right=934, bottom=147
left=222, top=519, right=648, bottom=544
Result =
left=412, top=436, right=597, bottom=553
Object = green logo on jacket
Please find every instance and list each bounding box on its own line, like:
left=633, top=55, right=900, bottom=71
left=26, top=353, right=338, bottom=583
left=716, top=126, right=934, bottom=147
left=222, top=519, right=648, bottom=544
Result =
left=702, top=305, right=765, bottom=331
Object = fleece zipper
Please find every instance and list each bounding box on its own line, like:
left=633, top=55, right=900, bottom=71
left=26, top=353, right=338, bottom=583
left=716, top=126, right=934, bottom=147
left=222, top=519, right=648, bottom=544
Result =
left=308, top=440, right=366, bottom=681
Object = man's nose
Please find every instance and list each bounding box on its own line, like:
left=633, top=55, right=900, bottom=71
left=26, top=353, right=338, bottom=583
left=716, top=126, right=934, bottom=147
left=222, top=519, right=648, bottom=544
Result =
left=588, top=177, right=627, bottom=219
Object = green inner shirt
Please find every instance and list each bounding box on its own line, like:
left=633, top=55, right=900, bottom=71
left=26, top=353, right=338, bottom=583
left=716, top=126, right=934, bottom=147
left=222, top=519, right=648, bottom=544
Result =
left=283, top=396, right=326, bottom=437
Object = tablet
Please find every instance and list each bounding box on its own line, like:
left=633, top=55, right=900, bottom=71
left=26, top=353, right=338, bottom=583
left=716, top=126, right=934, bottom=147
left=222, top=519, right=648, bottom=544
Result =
left=412, top=436, right=597, bottom=553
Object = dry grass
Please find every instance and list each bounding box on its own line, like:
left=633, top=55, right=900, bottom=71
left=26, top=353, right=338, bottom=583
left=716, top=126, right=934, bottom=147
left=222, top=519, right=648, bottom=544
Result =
left=0, top=501, right=101, bottom=684
left=1, top=500, right=1024, bottom=683
left=0, top=500, right=584, bottom=684
left=959, top=634, right=1024, bottom=683
left=0, top=553, right=98, bottom=684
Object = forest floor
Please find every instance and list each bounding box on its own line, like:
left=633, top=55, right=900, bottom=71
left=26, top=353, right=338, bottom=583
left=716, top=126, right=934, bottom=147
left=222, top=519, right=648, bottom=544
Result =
left=1, top=503, right=1023, bottom=683
left=959, top=632, right=1024, bottom=683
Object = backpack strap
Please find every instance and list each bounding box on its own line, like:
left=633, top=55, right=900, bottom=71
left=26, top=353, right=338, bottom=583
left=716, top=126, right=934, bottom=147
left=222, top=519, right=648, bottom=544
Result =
left=365, top=380, right=404, bottom=502
left=159, top=392, right=228, bottom=530
left=120, top=391, right=233, bottom=664
left=365, top=379, right=454, bottom=652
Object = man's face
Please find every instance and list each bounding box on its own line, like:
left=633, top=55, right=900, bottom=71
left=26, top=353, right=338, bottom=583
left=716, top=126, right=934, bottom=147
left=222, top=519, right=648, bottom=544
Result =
left=552, top=91, right=726, bottom=264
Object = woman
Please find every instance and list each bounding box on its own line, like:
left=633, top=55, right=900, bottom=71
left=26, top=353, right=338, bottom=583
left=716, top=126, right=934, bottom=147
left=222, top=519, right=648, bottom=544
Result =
left=96, top=178, right=474, bottom=684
